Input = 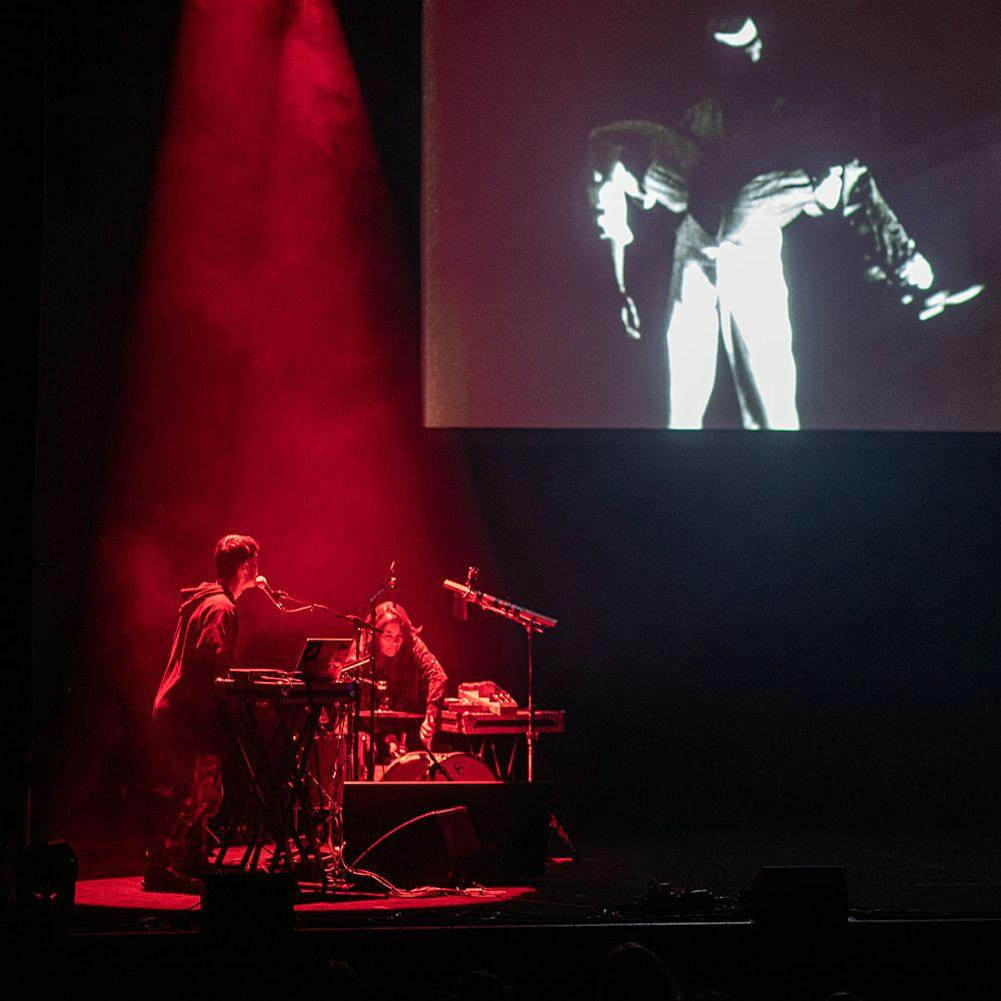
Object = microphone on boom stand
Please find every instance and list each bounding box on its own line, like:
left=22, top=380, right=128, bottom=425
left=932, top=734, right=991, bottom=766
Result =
left=452, top=566, right=478, bottom=620
left=255, top=575, right=286, bottom=611
left=255, top=576, right=329, bottom=614
left=452, top=596, right=467, bottom=621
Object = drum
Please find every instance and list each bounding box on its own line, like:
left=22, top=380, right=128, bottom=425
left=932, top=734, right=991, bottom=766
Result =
left=381, top=751, right=498, bottom=782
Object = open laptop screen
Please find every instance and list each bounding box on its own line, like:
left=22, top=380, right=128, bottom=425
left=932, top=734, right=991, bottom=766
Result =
left=295, top=637, right=354, bottom=680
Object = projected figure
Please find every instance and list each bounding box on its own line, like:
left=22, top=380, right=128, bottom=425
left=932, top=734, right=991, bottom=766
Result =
left=589, top=14, right=982, bottom=429
left=143, top=534, right=260, bottom=893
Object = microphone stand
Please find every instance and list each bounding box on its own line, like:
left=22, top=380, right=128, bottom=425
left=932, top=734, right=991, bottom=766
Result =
left=337, top=608, right=384, bottom=782
left=261, top=566, right=398, bottom=782
left=258, top=584, right=329, bottom=615
left=362, top=569, right=396, bottom=781
left=443, top=575, right=556, bottom=782
left=423, top=745, right=454, bottom=781
left=444, top=573, right=578, bottom=860
left=257, top=583, right=382, bottom=782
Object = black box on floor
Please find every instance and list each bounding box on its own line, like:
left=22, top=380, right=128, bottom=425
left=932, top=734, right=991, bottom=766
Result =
left=201, top=871, right=296, bottom=939
left=343, top=781, right=553, bottom=884
left=15, top=839, right=78, bottom=928
left=353, top=805, right=481, bottom=889
left=746, top=865, right=847, bottom=924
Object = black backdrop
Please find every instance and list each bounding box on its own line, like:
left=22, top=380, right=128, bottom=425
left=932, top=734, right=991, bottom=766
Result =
left=24, top=1, right=1001, bottom=857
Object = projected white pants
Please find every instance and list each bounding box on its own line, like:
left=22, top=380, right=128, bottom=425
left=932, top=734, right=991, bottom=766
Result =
left=666, top=167, right=856, bottom=430
left=589, top=118, right=934, bottom=429
left=669, top=214, right=798, bottom=429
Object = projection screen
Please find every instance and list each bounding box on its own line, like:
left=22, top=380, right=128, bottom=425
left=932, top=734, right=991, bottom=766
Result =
left=423, top=0, right=1000, bottom=430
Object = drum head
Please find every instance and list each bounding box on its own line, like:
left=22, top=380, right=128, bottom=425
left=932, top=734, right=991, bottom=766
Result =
left=381, top=751, right=433, bottom=781
left=437, top=752, right=497, bottom=781
left=380, top=751, right=498, bottom=782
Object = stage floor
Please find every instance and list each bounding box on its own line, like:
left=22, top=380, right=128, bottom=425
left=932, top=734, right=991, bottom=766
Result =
left=21, top=823, right=1001, bottom=1001
left=77, top=876, right=533, bottom=915
left=71, top=820, right=1001, bottom=929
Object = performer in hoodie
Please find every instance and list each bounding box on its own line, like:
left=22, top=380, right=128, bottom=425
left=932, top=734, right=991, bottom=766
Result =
left=142, top=533, right=260, bottom=892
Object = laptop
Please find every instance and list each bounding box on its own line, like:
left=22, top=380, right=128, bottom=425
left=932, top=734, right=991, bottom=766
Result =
left=295, top=637, right=354, bottom=680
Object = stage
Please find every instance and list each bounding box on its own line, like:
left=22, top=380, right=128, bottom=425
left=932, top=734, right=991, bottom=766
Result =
left=75, top=876, right=534, bottom=919
left=12, top=823, right=997, bottom=1000
left=19, top=2, right=1001, bottom=999
left=72, top=822, right=1001, bottom=923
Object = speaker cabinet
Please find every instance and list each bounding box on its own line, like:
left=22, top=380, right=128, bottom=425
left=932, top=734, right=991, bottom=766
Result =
left=201, top=871, right=296, bottom=939
left=352, top=805, right=480, bottom=889
left=746, top=865, right=847, bottom=923
left=343, top=781, right=553, bottom=884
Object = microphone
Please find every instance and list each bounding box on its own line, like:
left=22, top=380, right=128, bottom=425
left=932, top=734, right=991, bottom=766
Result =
left=255, top=575, right=285, bottom=610
left=451, top=566, right=479, bottom=621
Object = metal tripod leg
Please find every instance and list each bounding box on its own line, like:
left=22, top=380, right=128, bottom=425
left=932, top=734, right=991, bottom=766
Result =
left=548, top=812, right=579, bottom=861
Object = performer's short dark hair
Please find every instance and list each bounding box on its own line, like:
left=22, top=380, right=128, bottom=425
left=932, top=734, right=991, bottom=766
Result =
left=215, top=534, right=259, bottom=579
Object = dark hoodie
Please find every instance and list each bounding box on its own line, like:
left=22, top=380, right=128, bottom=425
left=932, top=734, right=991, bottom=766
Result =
left=152, top=582, right=238, bottom=733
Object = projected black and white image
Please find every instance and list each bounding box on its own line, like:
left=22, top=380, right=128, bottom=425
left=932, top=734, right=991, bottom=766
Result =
left=588, top=14, right=983, bottom=430
left=424, top=1, right=1000, bottom=429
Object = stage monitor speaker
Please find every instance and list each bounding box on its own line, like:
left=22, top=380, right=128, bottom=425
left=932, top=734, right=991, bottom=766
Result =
left=352, top=805, right=480, bottom=889
left=746, top=865, right=847, bottom=924
left=201, top=872, right=295, bottom=940
left=343, top=781, right=552, bottom=883
left=15, top=839, right=78, bottom=926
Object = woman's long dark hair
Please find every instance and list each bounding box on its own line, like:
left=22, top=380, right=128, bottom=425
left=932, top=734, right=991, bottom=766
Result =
left=371, top=600, right=422, bottom=660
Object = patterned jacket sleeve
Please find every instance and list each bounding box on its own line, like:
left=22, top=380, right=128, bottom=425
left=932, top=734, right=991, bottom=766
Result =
left=412, top=636, right=447, bottom=713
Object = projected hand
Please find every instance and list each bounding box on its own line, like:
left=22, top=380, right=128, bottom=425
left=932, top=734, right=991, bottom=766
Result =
left=619, top=291, right=641, bottom=339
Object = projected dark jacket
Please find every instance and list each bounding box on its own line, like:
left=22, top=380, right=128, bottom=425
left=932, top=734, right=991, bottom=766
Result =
left=152, top=582, right=238, bottom=737
left=590, top=94, right=918, bottom=288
